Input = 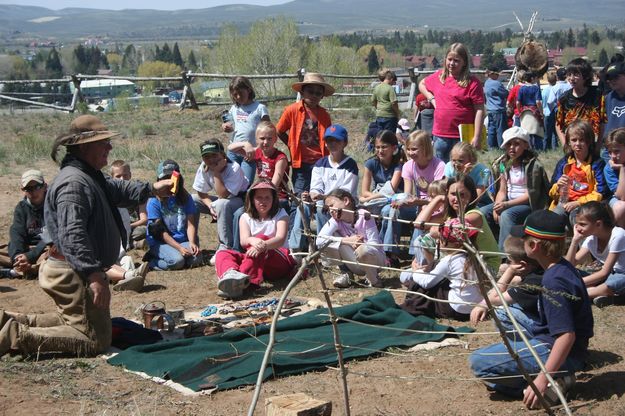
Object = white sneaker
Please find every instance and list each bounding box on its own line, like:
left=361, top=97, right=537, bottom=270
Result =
left=333, top=273, right=352, bottom=288
left=217, top=269, right=250, bottom=298
left=114, top=262, right=148, bottom=292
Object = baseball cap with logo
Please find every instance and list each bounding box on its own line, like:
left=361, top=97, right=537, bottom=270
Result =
left=200, top=140, right=225, bottom=156
left=323, top=124, right=348, bottom=141
left=606, top=62, right=625, bottom=80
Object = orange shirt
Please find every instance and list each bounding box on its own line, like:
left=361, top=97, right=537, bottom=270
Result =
left=276, top=101, right=331, bottom=168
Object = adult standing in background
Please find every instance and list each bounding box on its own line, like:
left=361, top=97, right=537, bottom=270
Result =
left=419, top=43, right=485, bottom=162
left=0, top=115, right=171, bottom=358
left=484, top=66, right=509, bottom=149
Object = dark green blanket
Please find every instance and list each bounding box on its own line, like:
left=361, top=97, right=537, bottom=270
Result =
left=108, top=291, right=471, bottom=391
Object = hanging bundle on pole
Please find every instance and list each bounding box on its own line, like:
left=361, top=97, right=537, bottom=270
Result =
left=515, top=40, right=549, bottom=77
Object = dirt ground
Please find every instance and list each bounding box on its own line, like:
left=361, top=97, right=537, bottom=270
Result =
left=1, top=109, right=624, bottom=415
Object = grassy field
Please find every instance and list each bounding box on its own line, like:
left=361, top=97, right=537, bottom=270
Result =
left=3, top=106, right=623, bottom=416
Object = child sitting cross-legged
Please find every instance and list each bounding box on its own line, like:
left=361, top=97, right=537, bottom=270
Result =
left=288, top=124, right=359, bottom=252
left=146, top=160, right=202, bottom=271
left=399, top=217, right=483, bottom=320
left=214, top=181, right=296, bottom=299
left=470, top=210, right=593, bottom=408
left=470, top=235, right=544, bottom=337
left=566, top=201, right=625, bottom=308
left=316, top=189, right=386, bottom=288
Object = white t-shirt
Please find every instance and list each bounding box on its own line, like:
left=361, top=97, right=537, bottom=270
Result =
left=402, top=253, right=482, bottom=314
left=240, top=208, right=289, bottom=248
left=506, top=164, right=527, bottom=201
left=192, top=161, right=249, bottom=196
left=581, top=226, right=625, bottom=273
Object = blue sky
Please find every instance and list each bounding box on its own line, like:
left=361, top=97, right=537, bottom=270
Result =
left=0, top=0, right=289, bottom=10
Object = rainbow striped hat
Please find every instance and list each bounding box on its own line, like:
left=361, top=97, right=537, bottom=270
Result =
left=510, top=210, right=567, bottom=240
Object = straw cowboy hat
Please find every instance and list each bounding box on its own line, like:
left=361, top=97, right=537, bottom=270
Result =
left=291, top=72, right=335, bottom=96
left=59, top=115, right=120, bottom=146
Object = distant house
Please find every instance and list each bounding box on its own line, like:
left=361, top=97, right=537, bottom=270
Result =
left=404, top=55, right=440, bottom=70
left=70, top=79, right=136, bottom=100
left=201, top=80, right=229, bottom=102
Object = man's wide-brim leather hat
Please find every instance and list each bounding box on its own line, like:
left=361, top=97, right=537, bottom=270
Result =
left=60, top=115, right=120, bottom=146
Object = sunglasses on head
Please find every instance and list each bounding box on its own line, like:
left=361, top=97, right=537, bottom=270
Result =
left=22, top=183, right=44, bottom=192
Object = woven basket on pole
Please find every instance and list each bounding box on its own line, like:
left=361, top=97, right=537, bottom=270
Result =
left=515, top=40, right=549, bottom=77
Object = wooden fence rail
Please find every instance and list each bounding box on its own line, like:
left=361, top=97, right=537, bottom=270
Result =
left=0, top=68, right=516, bottom=113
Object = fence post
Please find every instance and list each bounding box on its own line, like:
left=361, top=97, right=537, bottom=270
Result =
left=180, top=71, right=199, bottom=111
left=407, top=67, right=419, bottom=111
left=70, top=75, right=84, bottom=112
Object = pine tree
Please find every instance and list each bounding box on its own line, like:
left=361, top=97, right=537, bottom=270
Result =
left=567, top=28, right=575, bottom=47
left=172, top=42, right=184, bottom=68
left=161, top=43, right=173, bottom=63
left=45, top=47, right=63, bottom=78
left=187, top=50, right=198, bottom=71
left=72, top=45, right=89, bottom=73
left=598, top=49, right=609, bottom=67
left=367, top=47, right=379, bottom=74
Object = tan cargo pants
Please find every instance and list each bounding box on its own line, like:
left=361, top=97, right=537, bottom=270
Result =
left=0, top=257, right=111, bottom=357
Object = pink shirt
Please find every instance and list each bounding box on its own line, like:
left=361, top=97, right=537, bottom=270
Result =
left=401, top=158, right=446, bottom=199
left=424, top=70, right=485, bottom=138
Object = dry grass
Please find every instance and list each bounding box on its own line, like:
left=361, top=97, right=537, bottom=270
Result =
left=2, top=107, right=623, bottom=416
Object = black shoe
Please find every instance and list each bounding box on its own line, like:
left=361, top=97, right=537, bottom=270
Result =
left=0, top=268, right=16, bottom=278
left=593, top=296, right=615, bottom=308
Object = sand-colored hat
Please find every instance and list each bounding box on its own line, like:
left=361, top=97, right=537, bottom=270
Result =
left=60, top=115, right=120, bottom=146
left=291, top=73, right=335, bottom=97
left=20, top=169, right=45, bottom=187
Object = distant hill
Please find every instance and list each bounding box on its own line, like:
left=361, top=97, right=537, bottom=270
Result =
left=0, top=0, right=623, bottom=41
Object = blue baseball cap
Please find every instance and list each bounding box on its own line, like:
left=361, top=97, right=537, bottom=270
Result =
left=157, top=159, right=180, bottom=180
left=324, top=124, right=348, bottom=141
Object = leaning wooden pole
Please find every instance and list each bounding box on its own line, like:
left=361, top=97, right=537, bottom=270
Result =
left=465, top=241, right=571, bottom=415
left=246, top=249, right=323, bottom=416
left=313, top=261, right=351, bottom=416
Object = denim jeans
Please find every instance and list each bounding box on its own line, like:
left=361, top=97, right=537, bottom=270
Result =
left=288, top=200, right=325, bottom=252
left=482, top=203, right=532, bottom=250
left=543, top=112, right=557, bottom=150
left=149, top=241, right=201, bottom=271
left=291, top=163, right=315, bottom=195
left=227, top=150, right=256, bottom=186
left=376, top=116, right=399, bottom=133
left=193, top=194, right=244, bottom=249
left=487, top=110, right=507, bottom=149
left=469, top=338, right=584, bottom=397
left=432, top=136, right=460, bottom=163
left=530, top=134, right=544, bottom=151
left=494, top=305, right=540, bottom=338
left=380, top=204, right=417, bottom=254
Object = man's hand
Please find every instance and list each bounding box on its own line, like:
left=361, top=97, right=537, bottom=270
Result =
left=13, top=254, right=32, bottom=273
left=88, top=272, right=111, bottom=309
left=153, top=179, right=173, bottom=197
